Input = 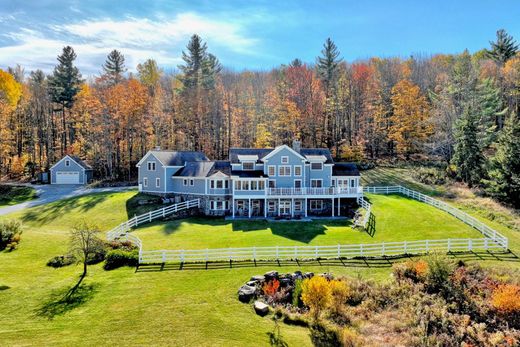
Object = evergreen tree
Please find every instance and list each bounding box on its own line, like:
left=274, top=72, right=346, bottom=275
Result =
left=48, top=46, right=83, bottom=151
left=178, top=34, right=208, bottom=89
left=102, top=49, right=126, bottom=85
left=476, top=78, right=506, bottom=145
left=486, top=29, right=518, bottom=65
left=451, top=105, right=485, bottom=187
left=483, top=114, right=520, bottom=208
left=316, top=38, right=342, bottom=93
left=289, top=58, right=303, bottom=67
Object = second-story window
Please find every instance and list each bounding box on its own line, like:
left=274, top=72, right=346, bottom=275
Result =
left=294, top=166, right=302, bottom=176
left=268, top=165, right=275, bottom=176
left=216, top=180, right=223, bottom=189
left=190, top=179, right=194, bottom=186
left=148, top=162, right=156, bottom=171
left=281, top=156, right=289, bottom=164
left=242, top=162, right=254, bottom=170
left=278, top=166, right=291, bottom=176
left=311, top=179, right=322, bottom=188
left=65, top=160, right=70, bottom=167
left=310, top=162, right=323, bottom=170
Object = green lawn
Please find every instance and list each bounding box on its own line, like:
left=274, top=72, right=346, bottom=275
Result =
left=0, top=188, right=516, bottom=346
left=0, top=184, right=37, bottom=206
left=133, top=194, right=482, bottom=251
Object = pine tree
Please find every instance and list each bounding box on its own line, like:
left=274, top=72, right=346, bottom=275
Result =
left=103, top=50, right=126, bottom=85
left=316, top=38, right=342, bottom=93
left=48, top=46, right=83, bottom=151
left=178, top=34, right=208, bottom=89
left=475, top=78, right=506, bottom=145
left=483, top=114, right=520, bottom=207
left=486, top=29, right=518, bottom=65
left=451, top=105, right=485, bottom=187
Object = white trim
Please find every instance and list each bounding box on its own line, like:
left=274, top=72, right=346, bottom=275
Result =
left=242, top=162, right=255, bottom=171
left=310, top=199, right=323, bottom=210
left=278, top=165, right=291, bottom=176
left=136, top=151, right=166, bottom=167
left=268, top=165, right=276, bottom=176
left=156, top=178, right=161, bottom=188
left=294, top=179, right=302, bottom=188
left=143, top=177, right=148, bottom=187
left=310, top=162, right=323, bottom=171
left=310, top=179, right=323, bottom=188
left=294, top=165, right=302, bottom=176
left=261, top=145, right=307, bottom=162
left=147, top=161, right=157, bottom=171
left=281, top=156, right=289, bottom=164
left=50, top=155, right=86, bottom=172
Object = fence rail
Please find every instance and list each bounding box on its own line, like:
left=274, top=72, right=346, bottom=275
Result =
left=106, top=199, right=200, bottom=241
left=104, top=185, right=509, bottom=265
left=139, top=238, right=504, bottom=264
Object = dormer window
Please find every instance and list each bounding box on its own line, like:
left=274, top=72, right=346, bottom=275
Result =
left=65, top=160, right=70, bottom=167
left=311, top=162, right=323, bottom=170
left=148, top=162, right=156, bottom=171
left=281, top=156, right=289, bottom=164
left=242, top=162, right=254, bottom=170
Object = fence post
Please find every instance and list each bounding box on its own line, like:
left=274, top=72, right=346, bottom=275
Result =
left=205, top=249, right=209, bottom=262
left=447, top=239, right=451, bottom=252
left=180, top=250, right=185, bottom=263
left=404, top=240, right=408, bottom=254
left=253, top=246, right=256, bottom=261
left=468, top=239, right=473, bottom=251
left=484, top=238, right=488, bottom=250
left=337, top=244, right=341, bottom=258
left=425, top=240, right=429, bottom=252
left=149, top=211, right=152, bottom=222
left=163, top=208, right=165, bottom=218
left=162, top=250, right=166, bottom=263
left=276, top=246, right=279, bottom=260
left=315, top=245, right=318, bottom=259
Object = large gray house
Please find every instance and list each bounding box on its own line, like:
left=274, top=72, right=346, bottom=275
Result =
left=137, top=142, right=361, bottom=218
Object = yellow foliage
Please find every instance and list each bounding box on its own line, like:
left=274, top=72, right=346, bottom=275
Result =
left=0, top=69, right=22, bottom=108
left=301, top=276, right=332, bottom=319
left=329, top=279, right=350, bottom=312
left=491, top=284, right=520, bottom=314
left=10, top=154, right=30, bottom=176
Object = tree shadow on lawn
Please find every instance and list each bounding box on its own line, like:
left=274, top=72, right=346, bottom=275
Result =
left=35, top=278, right=98, bottom=320
left=20, top=194, right=108, bottom=225
left=143, top=217, right=357, bottom=244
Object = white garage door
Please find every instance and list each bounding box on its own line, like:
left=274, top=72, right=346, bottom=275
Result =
left=55, top=171, right=80, bottom=184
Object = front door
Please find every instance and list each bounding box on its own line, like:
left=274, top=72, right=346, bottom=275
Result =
left=279, top=200, right=291, bottom=215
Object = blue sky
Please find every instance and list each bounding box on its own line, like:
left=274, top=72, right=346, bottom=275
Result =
left=0, top=0, right=519, bottom=76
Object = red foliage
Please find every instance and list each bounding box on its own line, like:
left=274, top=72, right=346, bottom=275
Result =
left=262, top=279, right=280, bottom=297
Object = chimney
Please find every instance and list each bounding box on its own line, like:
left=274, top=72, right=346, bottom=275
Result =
left=154, top=146, right=161, bottom=151
left=292, top=140, right=301, bottom=153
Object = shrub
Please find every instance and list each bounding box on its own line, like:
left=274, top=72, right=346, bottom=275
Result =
left=103, top=249, right=138, bottom=270
left=0, top=220, right=23, bottom=250
left=393, top=260, right=429, bottom=283
left=491, top=284, right=520, bottom=314
left=329, top=279, right=350, bottom=314
left=339, top=327, right=363, bottom=347
left=263, top=279, right=280, bottom=297
left=292, top=279, right=304, bottom=307
left=108, top=240, right=137, bottom=252
left=302, top=276, right=332, bottom=319
left=309, top=322, right=342, bottom=347
left=47, top=254, right=75, bottom=268
left=412, top=167, right=446, bottom=185
left=425, top=254, right=454, bottom=294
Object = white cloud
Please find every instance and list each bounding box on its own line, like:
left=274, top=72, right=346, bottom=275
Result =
left=0, top=12, right=258, bottom=74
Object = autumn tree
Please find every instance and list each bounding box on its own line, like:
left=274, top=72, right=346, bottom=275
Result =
left=389, top=79, right=431, bottom=157
left=0, top=69, right=23, bottom=174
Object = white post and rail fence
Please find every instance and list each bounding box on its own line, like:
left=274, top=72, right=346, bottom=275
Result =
left=106, top=186, right=509, bottom=265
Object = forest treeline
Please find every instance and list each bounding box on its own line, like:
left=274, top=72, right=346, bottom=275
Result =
left=0, top=30, right=519, bottom=206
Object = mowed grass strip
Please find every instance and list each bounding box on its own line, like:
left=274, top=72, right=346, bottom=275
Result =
left=0, top=185, right=37, bottom=206
left=133, top=194, right=483, bottom=251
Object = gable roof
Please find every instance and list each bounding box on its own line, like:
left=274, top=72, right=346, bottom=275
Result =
left=50, top=155, right=92, bottom=171
left=229, top=148, right=274, bottom=164
left=300, top=149, right=334, bottom=164
left=173, top=161, right=231, bottom=177
left=332, top=163, right=360, bottom=176
left=137, top=150, right=208, bottom=167
left=261, top=145, right=307, bottom=162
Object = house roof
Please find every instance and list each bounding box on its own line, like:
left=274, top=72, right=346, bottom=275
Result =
left=50, top=155, right=92, bottom=171
left=229, top=147, right=335, bottom=164
left=140, top=150, right=208, bottom=167
left=229, top=148, right=274, bottom=164
left=300, top=149, right=334, bottom=164
left=173, top=161, right=231, bottom=177
left=332, top=163, right=360, bottom=176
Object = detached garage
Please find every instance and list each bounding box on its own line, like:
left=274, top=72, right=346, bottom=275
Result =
left=50, top=155, right=93, bottom=185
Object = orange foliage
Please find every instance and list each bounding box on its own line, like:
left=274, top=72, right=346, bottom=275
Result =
left=262, top=279, right=280, bottom=296
left=491, top=284, right=520, bottom=314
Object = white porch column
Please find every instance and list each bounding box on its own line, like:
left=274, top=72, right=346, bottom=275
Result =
left=264, top=199, right=267, bottom=218
left=291, top=198, right=294, bottom=217
left=305, top=198, right=308, bottom=217
left=232, top=198, right=235, bottom=218
left=248, top=199, right=251, bottom=218
left=338, top=198, right=341, bottom=216
left=278, top=198, right=280, bottom=216
left=332, top=198, right=335, bottom=217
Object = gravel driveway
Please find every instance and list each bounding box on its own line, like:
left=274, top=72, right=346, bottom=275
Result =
left=0, top=184, right=137, bottom=216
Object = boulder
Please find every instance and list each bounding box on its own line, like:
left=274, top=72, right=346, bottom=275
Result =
left=246, top=280, right=258, bottom=287
left=254, top=301, right=270, bottom=316
left=303, top=272, right=314, bottom=279
left=264, top=270, right=279, bottom=282
left=319, top=273, right=334, bottom=280
left=280, top=277, right=293, bottom=287
left=292, top=271, right=303, bottom=281
left=238, top=285, right=257, bottom=303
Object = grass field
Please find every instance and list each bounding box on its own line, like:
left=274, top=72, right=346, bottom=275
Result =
left=0, top=184, right=37, bottom=206
left=133, top=194, right=482, bottom=250
left=0, top=186, right=517, bottom=346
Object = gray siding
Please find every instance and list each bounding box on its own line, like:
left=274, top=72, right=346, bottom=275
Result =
left=263, top=147, right=306, bottom=188
left=138, top=153, right=166, bottom=193
left=171, top=178, right=206, bottom=195
left=50, top=156, right=89, bottom=184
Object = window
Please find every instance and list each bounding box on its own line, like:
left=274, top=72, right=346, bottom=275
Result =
left=268, top=201, right=276, bottom=212
left=259, top=181, right=265, bottom=190
left=237, top=200, right=245, bottom=211
left=65, top=160, right=70, bottom=167
left=281, top=156, right=289, bottom=164
left=183, top=179, right=188, bottom=186
left=143, top=177, right=148, bottom=187
left=216, top=180, right=223, bottom=189
left=294, top=166, right=302, bottom=176
left=251, top=181, right=257, bottom=190
left=294, top=179, right=302, bottom=188
left=156, top=178, right=160, bottom=187
left=210, top=200, right=229, bottom=210
left=210, top=180, right=215, bottom=189
left=294, top=201, right=302, bottom=211
left=268, top=165, right=275, bottom=176
left=268, top=180, right=276, bottom=188
left=234, top=181, right=241, bottom=190
left=311, top=179, right=322, bottom=188
left=278, top=166, right=291, bottom=176
left=242, top=181, right=249, bottom=190
left=351, top=179, right=356, bottom=187
left=147, top=162, right=156, bottom=171
left=310, top=200, right=323, bottom=210
left=224, top=180, right=229, bottom=189
left=279, top=201, right=291, bottom=215
left=311, top=162, right=323, bottom=170
left=242, top=162, right=254, bottom=170
left=332, top=179, right=336, bottom=187
left=189, top=179, right=194, bottom=186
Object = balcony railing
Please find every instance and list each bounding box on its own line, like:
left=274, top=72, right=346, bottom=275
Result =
left=266, top=187, right=362, bottom=196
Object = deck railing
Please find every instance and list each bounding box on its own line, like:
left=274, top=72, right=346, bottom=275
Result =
left=266, top=186, right=362, bottom=196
